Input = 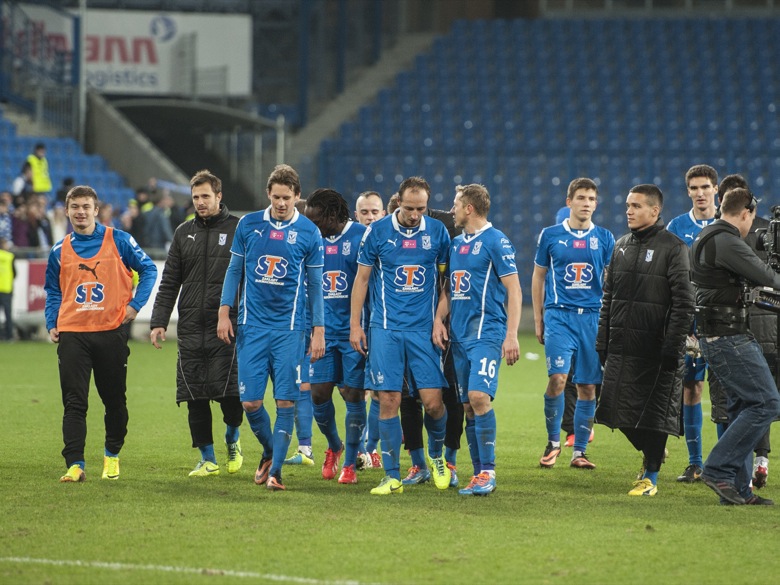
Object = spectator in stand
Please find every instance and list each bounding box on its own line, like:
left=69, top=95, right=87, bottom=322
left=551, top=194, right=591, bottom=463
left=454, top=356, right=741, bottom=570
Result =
left=0, top=237, right=15, bottom=341
left=97, top=202, right=119, bottom=229
left=55, top=177, right=75, bottom=207
left=48, top=203, right=71, bottom=243
left=25, top=197, right=54, bottom=253
left=11, top=162, right=33, bottom=200
left=143, top=192, right=174, bottom=252
left=11, top=201, right=30, bottom=249
left=0, top=194, right=13, bottom=244
left=27, top=142, right=52, bottom=201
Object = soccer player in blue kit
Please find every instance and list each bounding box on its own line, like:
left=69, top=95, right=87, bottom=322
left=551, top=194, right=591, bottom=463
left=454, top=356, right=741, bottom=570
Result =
left=303, top=188, right=369, bottom=484
left=432, top=184, right=522, bottom=495
left=532, top=178, right=615, bottom=470
left=350, top=176, right=451, bottom=495
left=666, top=164, right=718, bottom=483
left=217, top=164, right=325, bottom=492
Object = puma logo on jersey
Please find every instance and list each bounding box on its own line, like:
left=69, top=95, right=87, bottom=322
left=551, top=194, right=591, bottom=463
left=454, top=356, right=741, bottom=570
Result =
left=187, top=234, right=196, bottom=241
left=558, top=240, right=567, bottom=246
left=78, top=262, right=100, bottom=280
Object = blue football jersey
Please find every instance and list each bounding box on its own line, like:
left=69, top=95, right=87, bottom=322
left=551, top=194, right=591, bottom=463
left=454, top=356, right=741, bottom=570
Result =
left=667, top=210, right=716, bottom=248
left=229, top=207, right=324, bottom=330
left=357, top=211, right=450, bottom=331
left=322, top=220, right=367, bottom=339
left=534, top=220, right=614, bottom=309
left=449, top=224, right=518, bottom=342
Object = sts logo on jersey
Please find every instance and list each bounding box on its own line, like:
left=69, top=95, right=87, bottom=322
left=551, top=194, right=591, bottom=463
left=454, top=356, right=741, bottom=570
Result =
left=450, top=270, right=472, bottom=300
left=564, top=262, right=594, bottom=289
left=255, top=255, right=288, bottom=285
left=322, top=270, right=349, bottom=299
left=74, top=282, right=105, bottom=311
left=394, top=265, right=426, bottom=291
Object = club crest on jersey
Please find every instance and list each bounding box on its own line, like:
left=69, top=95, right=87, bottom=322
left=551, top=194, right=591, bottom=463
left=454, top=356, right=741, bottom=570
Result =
left=342, top=241, right=351, bottom=255
left=422, top=235, right=431, bottom=250
left=394, top=264, right=426, bottom=289
left=287, top=230, right=298, bottom=244
left=402, top=239, right=417, bottom=249
left=74, top=282, right=105, bottom=310
left=451, top=270, right=471, bottom=294
left=564, top=262, right=594, bottom=288
left=219, top=233, right=227, bottom=246
left=326, top=245, right=338, bottom=255
left=590, top=237, right=599, bottom=250
left=645, top=250, right=654, bottom=262
left=322, top=270, right=349, bottom=294
left=255, top=255, right=288, bottom=282
left=472, top=241, right=482, bottom=255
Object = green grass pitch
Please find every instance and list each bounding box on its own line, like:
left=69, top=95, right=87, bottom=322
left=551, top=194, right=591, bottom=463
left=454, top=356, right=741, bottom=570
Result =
left=1, top=334, right=778, bottom=584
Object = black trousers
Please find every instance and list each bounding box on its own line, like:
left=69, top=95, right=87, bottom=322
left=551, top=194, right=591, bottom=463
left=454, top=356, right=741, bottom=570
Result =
left=58, top=327, right=130, bottom=467
left=400, top=346, right=464, bottom=452
left=620, top=428, right=669, bottom=473
left=187, top=396, right=244, bottom=448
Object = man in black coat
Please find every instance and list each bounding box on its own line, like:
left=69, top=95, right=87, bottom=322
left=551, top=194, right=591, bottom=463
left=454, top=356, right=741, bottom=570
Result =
left=596, top=184, right=694, bottom=497
left=150, top=170, right=243, bottom=477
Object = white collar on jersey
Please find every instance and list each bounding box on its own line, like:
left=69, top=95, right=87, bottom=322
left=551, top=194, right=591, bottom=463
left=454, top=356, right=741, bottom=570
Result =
left=461, top=222, right=493, bottom=243
left=562, top=218, right=594, bottom=238
left=325, top=220, right=354, bottom=243
left=263, top=206, right=300, bottom=228
left=687, top=209, right=716, bottom=228
left=391, top=209, right=426, bottom=236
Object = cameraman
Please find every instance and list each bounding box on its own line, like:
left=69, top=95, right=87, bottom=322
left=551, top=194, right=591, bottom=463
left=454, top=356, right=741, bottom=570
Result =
left=692, top=188, right=780, bottom=505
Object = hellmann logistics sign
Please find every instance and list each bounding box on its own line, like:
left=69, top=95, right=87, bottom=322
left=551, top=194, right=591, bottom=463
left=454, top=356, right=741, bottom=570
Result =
left=18, top=4, right=252, bottom=96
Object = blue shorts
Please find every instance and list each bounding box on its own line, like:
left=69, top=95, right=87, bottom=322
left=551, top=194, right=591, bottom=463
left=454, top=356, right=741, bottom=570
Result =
left=237, top=326, right=304, bottom=402
left=543, top=308, right=602, bottom=385
left=310, top=337, right=366, bottom=388
left=451, top=339, right=503, bottom=402
left=299, top=330, right=311, bottom=385
left=365, top=328, right=446, bottom=392
left=684, top=354, right=707, bottom=383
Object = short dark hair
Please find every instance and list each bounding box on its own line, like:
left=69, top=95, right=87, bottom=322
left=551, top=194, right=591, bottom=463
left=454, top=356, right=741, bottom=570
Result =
left=685, top=164, right=718, bottom=188
left=459, top=184, right=491, bottom=217
left=717, top=174, right=748, bottom=199
left=720, top=187, right=755, bottom=216
left=65, top=185, right=99, bottom=207
left=34, top=142, right=46, bottom=151
left=307, top=188, right=350, bottom=224
left=398, top=177, right=430, bottom=202
left=190, top=169, right=222, bottom=195
left=629, top=184, right=664, bottom=209
left=567, top=177, right=598, bottom=199
left=267, top=164, right=301, bottom=195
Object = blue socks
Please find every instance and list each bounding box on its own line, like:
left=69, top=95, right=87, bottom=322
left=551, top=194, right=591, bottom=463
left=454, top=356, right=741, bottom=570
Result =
left=683, top=403, right=703, bottom=467
left=544, top=393, right=564, bottom=443
left=424, top=411, right=447, bottom=459
left=313, top=399, right=342, bottom=452
left=366, top=397, right=380, bottom=452
left=245, top=406, right=273, bottom=458
left=465, top=417, right=480, bottom=476
left=378, top=417, right=402, bottom=479
left=198, top=443, right=216, bottom=464
left=475, top=409, right=496, bottom=472
left=344, top=400, right=366, bottom=469
left=295, top=389, right=313, bottom=447
left=643, top=470, right=659, bottom=485
left=573, top=398, right=596, bottom=453
left=410, top=447, right=427, bottom=469
left=104, top=449, right=118, bottom=458
left=270, top=406, right=295, bottom=476
left=445, top=446, right=458, bottom=466
left=225, top=424, right=240, bottom=444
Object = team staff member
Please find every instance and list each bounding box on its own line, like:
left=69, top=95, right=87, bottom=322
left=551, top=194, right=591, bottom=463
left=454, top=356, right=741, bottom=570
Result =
left=45, top=185, right=157, bottom=482
left=692, top=187, right=780, bottom=506
left=596, top=184, right=693, bottom=497
left=150, top=170, right=244, bottom=478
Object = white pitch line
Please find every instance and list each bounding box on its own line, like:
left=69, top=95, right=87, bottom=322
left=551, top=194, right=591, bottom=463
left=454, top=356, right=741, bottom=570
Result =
left=0, top=557, right=379, bottom=585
